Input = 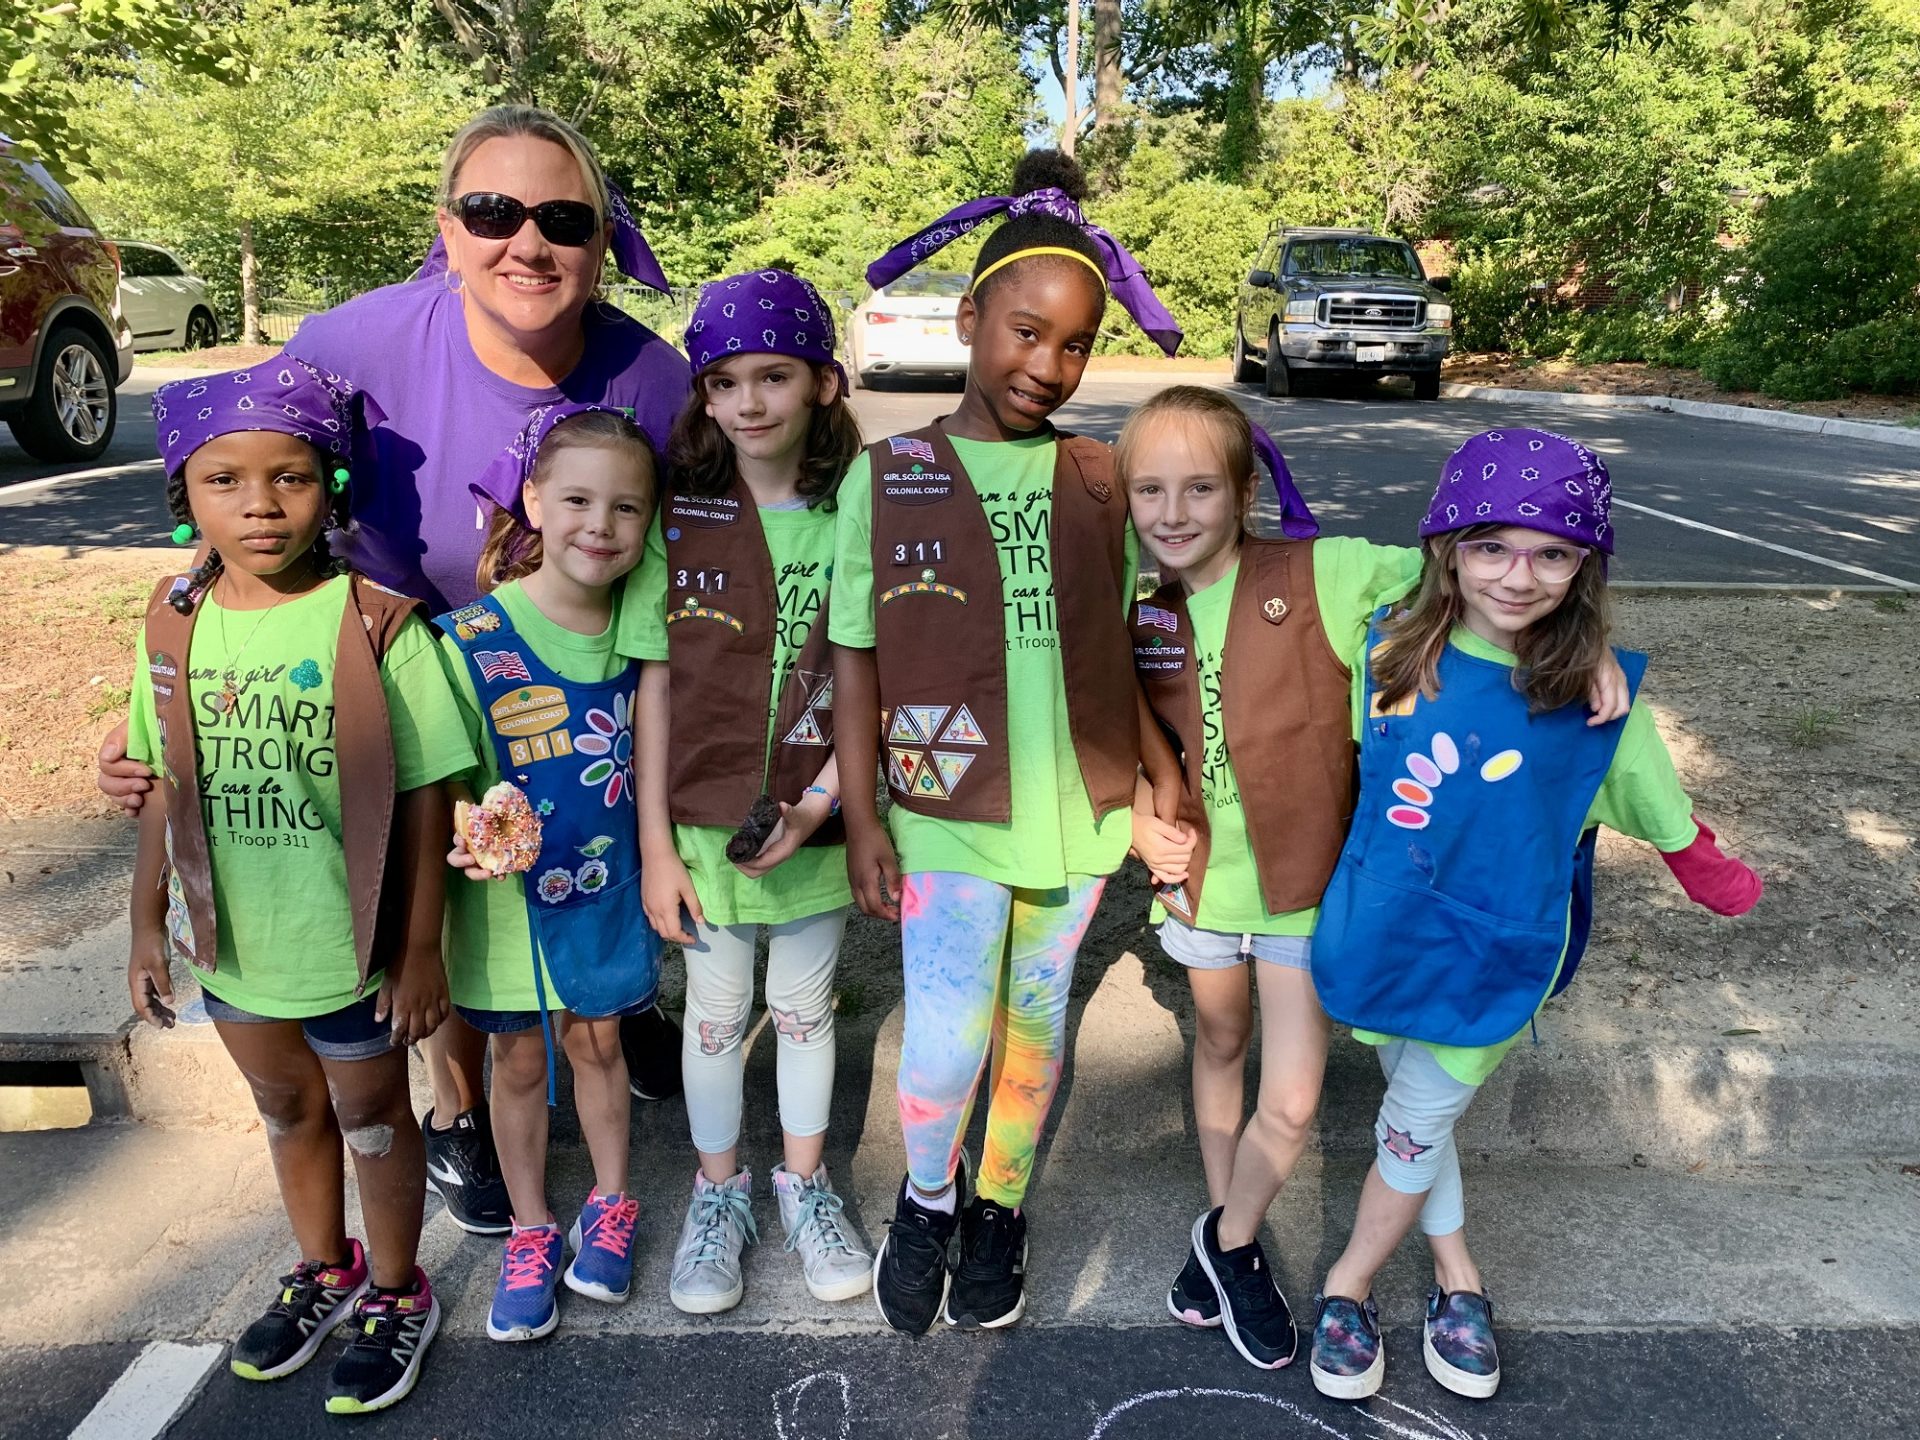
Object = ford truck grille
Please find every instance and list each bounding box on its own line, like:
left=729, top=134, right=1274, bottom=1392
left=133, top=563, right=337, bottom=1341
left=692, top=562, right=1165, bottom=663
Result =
left=1320, top=295, right=1424, bottom=329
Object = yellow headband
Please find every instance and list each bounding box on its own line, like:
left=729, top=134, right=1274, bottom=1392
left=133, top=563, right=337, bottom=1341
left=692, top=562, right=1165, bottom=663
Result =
left=972, top=246, right=1107, bottom=293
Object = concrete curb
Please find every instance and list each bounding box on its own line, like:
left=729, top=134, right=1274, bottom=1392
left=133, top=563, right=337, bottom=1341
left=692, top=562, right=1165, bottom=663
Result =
left=1440, top=381, right=1920, bottom=449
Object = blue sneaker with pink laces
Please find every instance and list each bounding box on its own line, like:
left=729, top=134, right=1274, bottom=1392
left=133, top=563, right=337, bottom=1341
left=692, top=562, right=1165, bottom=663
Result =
left=565, top=1189, right=639, bottom=1302
left=486, top=1223, right=563, bottom=1342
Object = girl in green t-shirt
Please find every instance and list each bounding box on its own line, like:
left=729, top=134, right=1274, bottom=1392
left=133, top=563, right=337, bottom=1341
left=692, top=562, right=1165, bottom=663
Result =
left=628, top=270, right=871, bottom=1316
left=128, top=363, right=471, bottom=1416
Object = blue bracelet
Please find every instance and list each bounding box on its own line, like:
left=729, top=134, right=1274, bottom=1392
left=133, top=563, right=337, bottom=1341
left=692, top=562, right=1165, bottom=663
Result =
left=803, top=784, right=840, bottom=816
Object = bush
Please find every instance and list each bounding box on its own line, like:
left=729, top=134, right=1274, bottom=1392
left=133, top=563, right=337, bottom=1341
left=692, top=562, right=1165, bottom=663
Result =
left=1448, top=249, right=1547, bottom=353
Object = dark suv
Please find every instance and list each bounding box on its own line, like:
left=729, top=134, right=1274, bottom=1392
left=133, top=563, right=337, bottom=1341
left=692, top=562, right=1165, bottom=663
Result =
left=1234, top=225, right=1450, bottom=400
left=0, top=140, right=132, bottom=461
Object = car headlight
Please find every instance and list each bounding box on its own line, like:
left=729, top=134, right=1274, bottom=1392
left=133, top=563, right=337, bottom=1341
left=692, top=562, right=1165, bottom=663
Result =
left=1284, top=298, right=1316, bottom=322
left=1427, top=302, right=1452, bottom=328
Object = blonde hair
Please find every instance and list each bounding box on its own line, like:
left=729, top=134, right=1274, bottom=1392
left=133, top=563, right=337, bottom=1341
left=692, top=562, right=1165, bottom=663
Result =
left=475, top=412, right=658, bottom=592
left=439, top=105, right=611, bottom=225
left=1114, top=385, right=1260, bottom=530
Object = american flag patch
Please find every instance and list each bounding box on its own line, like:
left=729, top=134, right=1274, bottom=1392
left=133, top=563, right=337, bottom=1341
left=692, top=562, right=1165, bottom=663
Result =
left=475, top=649, right=533, bottom=683
left=889, top=436, right=937, bottom=465
left=1138, top=604, right=1179, bottom=633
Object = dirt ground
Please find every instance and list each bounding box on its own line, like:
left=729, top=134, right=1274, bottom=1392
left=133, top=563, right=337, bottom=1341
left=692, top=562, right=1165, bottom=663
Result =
left=1444, top=351, right=1920, bottom=426
left=11, top=548, right=1914, bottom=1014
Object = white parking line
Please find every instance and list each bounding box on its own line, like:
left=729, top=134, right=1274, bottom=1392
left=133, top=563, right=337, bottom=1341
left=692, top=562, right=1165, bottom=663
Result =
left=1, top=458, right=162, bottom=496
left=1614, top=498, right=1919, bottom=590
left=69, top=1341, right=223, bottom=1440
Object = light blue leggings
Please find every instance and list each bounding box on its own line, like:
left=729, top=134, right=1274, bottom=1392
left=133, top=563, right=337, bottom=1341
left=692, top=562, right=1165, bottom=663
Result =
left=1372, top=1038, right=1482, bottom=1236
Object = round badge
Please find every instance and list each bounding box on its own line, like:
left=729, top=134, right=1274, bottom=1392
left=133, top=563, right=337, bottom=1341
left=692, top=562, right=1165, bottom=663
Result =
left=921, top=568, right=936, bottom=582
left=666, top=527, right=681, bottom=541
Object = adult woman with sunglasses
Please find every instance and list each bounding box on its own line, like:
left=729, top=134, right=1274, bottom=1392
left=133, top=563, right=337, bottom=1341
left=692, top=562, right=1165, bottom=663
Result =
left=98, top=105, right=693, bottom=1231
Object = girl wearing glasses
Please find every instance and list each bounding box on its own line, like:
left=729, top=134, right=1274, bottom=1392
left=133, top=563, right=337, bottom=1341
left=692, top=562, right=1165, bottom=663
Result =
left=1306, top=428, right=1763, bottom=1404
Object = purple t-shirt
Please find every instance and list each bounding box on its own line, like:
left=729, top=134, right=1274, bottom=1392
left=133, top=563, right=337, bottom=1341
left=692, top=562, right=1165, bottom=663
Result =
left=285, top=279, right=691, bottom=613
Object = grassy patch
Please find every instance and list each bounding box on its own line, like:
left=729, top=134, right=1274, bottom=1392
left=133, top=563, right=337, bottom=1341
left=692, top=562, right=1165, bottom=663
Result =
left=86, top=683, right=132, bottom=720
left=834, top=979, right=869, bottom=1022
left=1784, top=703, right=1846, bottom=748
left=1875, top=592, right=1910, bottom=614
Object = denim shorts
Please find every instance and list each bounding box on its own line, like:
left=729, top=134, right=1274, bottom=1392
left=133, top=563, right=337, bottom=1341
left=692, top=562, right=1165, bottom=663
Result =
left=1157, top=919, right=1312, bottom=972
left=201, top=990, right=393, bottom=1062
left=455, top=998, right=654, bottom=1035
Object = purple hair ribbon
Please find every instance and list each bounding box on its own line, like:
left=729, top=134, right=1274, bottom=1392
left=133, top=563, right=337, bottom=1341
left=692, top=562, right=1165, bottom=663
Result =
left=1252, top=423, right=1318, bottom=539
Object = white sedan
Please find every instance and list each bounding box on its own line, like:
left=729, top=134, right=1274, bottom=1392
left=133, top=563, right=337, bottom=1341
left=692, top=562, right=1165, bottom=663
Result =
left=846, top=270, right=969, bottom=388
left=116, top=241, right=219, bottom=351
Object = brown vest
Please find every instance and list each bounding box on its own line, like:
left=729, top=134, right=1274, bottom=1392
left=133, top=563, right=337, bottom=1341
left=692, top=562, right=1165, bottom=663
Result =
left=1131, top=538, right=1355, bottom=922
left=661, top=480, right=841, bottom=843
left=143, top=572, right=419, bottom=985
left=869, top=423, right=1139, bottom=824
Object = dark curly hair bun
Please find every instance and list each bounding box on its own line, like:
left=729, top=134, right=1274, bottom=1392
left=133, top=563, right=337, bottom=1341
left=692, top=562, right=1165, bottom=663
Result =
left=1011, top=148, right=1086, bottom=202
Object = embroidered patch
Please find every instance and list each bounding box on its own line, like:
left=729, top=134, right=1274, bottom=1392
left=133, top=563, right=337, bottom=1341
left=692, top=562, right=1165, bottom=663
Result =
left=887, top=747, right=922, bottom=793
left=889, top=435, right=937, bottom=465
left=665, top=601, right=745, bottom=632
left=878, top=579, right=967, bottom=605
left=489, top=687, right=572, bottom=758
left=575, top=694, right=635, bottom=807
left=537, top=868, right=574, bottom=904
left=449, top=604, right=501, bottom=641
left=902, top=705, right=949, bottom=742
left=879, top=468, right=954, bottom=506
left=886, top=709, right=924, bottom=744
left=475, top=649, right=533, bottom=683
left=1262, top=597, right=1288, bottom=623
left=1137, top=604, right=1178, bottom=633
left=930, top=750, right=974, bottom=793
left=783, top=709, right=826, bottom=745
left=667, top=494, right=742, bottom=528
left=1157, top=881, right=1193, bottom=920
left=888, top=538, right=947, bottom=567
left=149, top=652, right=177, bottom=680
left=939, top=705, right=986, bottom=746
left=578, top=835, right=614, bottom=858
left=574, top=859, right=610, bottom=894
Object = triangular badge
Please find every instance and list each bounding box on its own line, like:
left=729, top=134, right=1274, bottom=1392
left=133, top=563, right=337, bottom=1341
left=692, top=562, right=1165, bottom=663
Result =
left=784, top=710, right=826, bottom=746
left=939, top=704, right=986, bottom=745
left=810, top=676, right=834, bottom=711
left=903, top=705, right=950, bottom=743
left=887, top=708, right=925, bottom=743
left=911, top=760, right=950, bottom=799
left=889, top=747, right=923, bottom=792
left=932, top=750, right=974, bottom=793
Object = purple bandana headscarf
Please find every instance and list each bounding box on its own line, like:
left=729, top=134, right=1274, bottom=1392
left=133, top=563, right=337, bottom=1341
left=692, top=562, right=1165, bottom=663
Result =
left=468, top=401, right=640, bottom=516
left=866, top=186, right=1184, bottom=357
left=413, top=178, right=671, bottom=294
left=1252, top=424, right=1319, bottom=540
left=1419, top=428, right=1614, bottom=554
left=153, top=358, right=369, bottom=478
left=685, top=269, right=848, bottom=393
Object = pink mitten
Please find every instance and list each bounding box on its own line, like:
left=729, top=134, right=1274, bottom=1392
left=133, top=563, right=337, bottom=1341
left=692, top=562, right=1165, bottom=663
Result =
left=1659, top=820, right=1763, bottom=916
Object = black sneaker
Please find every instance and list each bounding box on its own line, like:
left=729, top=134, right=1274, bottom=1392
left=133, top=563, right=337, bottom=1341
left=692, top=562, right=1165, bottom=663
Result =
left=424, top=1105, right=511, bottom=1235
left=324, top=1270, right=441, bottom=1415
left=229, top=1240, right=369, bottom=1381
left=872, top=1174, right=959, bottom=1335
left=945, top=1197, right=1029, bottom=1330
left=621, top=1004, right=684, bottom=1101
left=1191, top=1207, right=1298, bottom=1370
left=1167, top=1244, right=1222, bottom=1327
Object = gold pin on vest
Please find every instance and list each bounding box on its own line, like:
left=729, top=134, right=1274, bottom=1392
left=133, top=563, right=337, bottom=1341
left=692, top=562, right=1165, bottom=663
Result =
left=1263, top=596, right=1289, bottom=623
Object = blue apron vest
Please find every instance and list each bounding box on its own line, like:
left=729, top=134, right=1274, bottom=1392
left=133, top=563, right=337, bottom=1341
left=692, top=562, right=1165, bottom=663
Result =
left=1312, top=614, right=1646, bottom=1048
left=441, top=595, right=660, bottom=1022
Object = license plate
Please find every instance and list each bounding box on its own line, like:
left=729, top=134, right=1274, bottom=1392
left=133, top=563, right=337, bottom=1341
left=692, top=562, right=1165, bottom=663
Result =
left=1355, top=344, right=1387, bottom=363
left=920, top=320, right=950, bottom=337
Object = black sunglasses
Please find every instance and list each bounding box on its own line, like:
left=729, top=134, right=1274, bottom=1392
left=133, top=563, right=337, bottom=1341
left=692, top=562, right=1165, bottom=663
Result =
left=450, top=192, right=602, bottom=247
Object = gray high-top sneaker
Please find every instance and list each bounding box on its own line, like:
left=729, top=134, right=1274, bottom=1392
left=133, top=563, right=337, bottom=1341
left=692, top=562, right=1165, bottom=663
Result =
left=668, top=1169, right=756, bottom=1315
left=773, top=1163, right=872, bottom=1303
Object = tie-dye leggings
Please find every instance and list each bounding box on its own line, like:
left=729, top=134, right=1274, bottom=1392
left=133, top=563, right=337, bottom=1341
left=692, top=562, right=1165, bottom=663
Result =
left=897, top=871, right=1106, bottom=1209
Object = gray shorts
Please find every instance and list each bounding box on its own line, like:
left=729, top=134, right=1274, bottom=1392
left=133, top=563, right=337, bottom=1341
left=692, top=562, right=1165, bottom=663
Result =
left=1157, top=919, right=1312, bottom=972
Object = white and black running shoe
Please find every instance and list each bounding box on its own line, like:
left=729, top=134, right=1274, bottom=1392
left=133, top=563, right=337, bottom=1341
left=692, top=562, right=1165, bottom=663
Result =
left=872, top=1174, right=960, bottom=1335
left=229, top=1240, right=370, bottom=1381
left=1167, top=1243, right=1222, bottom=1327
left=423, top=1105, right=511, bottom=1236
left=945, top=1197, right=1028, bottom=1330
left=324, top=1272, right=441, bottom=1415
left=1192, top=1207, right=1298, bottom=1369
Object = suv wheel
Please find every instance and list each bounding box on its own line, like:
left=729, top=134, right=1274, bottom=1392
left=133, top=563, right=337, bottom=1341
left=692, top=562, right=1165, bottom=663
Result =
left=186, top=307, right=219, bottom=349
left=1413, top=370, right=1441, bottom=402
left=8, top=326, right=116, bottom=462
left=1263, top=325, right=1291, bottom=399
left=1231, top=324, right=1262, bottom=385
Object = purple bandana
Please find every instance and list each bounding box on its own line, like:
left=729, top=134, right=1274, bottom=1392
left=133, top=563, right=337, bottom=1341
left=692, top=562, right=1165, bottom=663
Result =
left=866, top=186, right=1184, bottom=356
left=414, top=178, right=671, bottom=294
left=1419, top=428, right=1613, bottom=553
left=685, top=269, right=849, bottom=392
left=468, top=401, right=637, bottom=515
left=153, top=358, right=368, bottom=477
left=1252, top=424, right=1318, bottom=540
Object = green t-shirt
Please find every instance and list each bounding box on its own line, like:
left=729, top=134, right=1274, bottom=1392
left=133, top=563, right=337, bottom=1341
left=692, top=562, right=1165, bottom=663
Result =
left=439, top=580, right=635, bottom=1011
left=1347, top=624, right=1699, bottom=1084
left=830, top=436, right=1140, bottom=889
left=622, top=502, right=851, bottom=926
left=128, top=577, right=475, bottom=1018
left=1161, top=538, right=1424, bottom=935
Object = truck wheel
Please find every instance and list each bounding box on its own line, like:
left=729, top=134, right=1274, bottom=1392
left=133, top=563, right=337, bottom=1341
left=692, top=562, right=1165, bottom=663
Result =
left=1232, top=324, right=1262, bottom=384
left=1263, top=327, right=1291, bottom=398
left=1413, top=371, right=1441, bottom=402
left=7, top=326, right=116, bottom=462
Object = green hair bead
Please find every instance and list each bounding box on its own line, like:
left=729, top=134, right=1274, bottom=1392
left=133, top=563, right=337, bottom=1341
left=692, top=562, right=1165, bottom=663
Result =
left=170, top=522, right=196, bottom=545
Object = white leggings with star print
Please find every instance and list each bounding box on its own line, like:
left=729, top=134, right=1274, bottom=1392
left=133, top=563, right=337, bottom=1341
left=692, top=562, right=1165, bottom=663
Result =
left=680, top=909, right=848, bottom=1153
left=1373, top=1038, right=1482, bottom=1236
